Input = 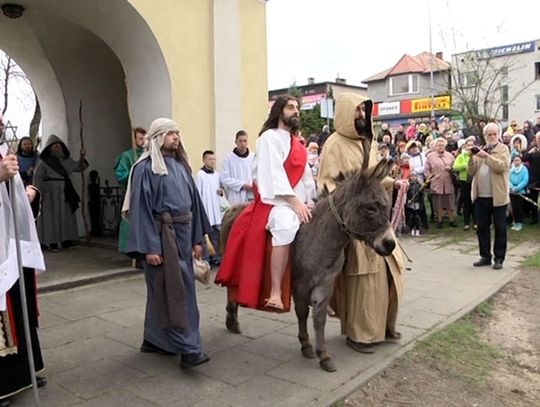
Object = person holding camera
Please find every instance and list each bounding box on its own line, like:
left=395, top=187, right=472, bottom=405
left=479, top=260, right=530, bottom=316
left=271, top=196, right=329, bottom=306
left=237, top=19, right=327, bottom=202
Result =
left=468, top=123, right=510, bottom=270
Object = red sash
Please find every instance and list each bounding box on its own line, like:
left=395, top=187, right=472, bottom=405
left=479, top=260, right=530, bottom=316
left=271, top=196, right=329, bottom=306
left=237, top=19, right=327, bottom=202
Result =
left=215, top=135, right=307, bottom=311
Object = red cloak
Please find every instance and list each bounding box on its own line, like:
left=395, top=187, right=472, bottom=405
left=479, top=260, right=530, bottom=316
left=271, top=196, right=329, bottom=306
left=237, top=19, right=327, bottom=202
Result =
left=215, top=134, right=307, bottom=312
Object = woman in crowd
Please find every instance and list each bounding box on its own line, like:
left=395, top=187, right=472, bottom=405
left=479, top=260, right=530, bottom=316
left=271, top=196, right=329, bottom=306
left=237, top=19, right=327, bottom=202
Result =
left=425, top=138, right=457, bottom=228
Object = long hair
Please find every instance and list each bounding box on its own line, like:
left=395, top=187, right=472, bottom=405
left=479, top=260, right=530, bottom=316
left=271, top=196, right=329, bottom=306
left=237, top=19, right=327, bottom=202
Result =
left=16, top=136, right=36, bottom=156
left=259, top=95, right=301, bottom=136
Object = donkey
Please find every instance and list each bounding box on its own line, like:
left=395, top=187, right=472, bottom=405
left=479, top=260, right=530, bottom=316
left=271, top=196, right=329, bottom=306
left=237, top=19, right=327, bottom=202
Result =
left=220, top=158, right=396, bottom=372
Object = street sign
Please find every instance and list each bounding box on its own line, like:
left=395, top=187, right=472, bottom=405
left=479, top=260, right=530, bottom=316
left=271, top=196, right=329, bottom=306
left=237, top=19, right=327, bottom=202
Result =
left=320, top=97, right=334, bottom=119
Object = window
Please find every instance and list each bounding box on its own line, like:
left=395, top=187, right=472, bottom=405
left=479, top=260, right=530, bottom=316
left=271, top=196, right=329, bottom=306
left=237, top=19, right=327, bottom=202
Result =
left=459, top=71, right=478, bottom=88
left=389, top=74, right=419, bottom=96
left=502, top=85, right=509, bottom=120
left=535, top=62, right=540, bottom=80
left=536, top=95, right=540, bottom=111
left=501, top=85, right=509, bottom=103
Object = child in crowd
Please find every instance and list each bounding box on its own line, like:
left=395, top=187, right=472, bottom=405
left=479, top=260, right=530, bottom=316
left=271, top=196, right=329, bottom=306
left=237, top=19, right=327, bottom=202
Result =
left=509, top=155, right=529, bottom=231
left=406, top=171, right=424, bottom=236
left=307, top=142, right=320, bottom=179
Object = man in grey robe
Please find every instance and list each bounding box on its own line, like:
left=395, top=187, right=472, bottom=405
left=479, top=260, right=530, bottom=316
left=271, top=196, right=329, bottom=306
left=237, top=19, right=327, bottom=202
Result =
left=33, top=135, right=88, bottom=252
left=123, top=118, right=211, bottom=369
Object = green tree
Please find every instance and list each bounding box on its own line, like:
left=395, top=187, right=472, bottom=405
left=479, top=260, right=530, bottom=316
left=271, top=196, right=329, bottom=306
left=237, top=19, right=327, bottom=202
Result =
left=287, top=81, right=303, bottom=99
left=300, top=104, right=330, bottom=137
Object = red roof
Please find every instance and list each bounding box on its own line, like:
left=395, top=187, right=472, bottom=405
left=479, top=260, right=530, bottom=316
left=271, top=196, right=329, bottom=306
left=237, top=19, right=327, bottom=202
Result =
left=364, top=52, right=450, bottom=82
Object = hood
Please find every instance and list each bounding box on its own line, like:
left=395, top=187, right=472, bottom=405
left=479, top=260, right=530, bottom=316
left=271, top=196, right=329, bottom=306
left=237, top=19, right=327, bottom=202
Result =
left=334, top=93, right=373, bottom=140
left=405, top=139, right=423, bottom=153
left=40, top=134, right=70, bottom=158
left=510, top=134, right=527, bottom=151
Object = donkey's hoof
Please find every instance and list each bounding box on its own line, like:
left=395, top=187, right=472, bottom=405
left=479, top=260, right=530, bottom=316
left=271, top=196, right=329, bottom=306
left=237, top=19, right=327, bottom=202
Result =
left=301, top=345, right=315, bottom=359
left=319, top=357, right=337, bottom=372
left=225, top=319, right=241, bottom=334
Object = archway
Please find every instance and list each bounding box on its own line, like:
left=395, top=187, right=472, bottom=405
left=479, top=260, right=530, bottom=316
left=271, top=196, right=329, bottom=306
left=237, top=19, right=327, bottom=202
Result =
left=0, top=0, right=172, bottom=182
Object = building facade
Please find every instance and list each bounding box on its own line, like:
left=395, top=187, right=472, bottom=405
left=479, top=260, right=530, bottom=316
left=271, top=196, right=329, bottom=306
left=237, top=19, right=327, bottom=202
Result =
left=363, top=52, right=453, bottom=128
left=269, top=78, right=367, bottom=111
left=451, top=39, right=540, bottom=125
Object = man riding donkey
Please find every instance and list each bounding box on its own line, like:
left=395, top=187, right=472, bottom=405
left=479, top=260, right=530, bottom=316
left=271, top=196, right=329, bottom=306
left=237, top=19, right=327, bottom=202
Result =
left=318, top=93, right=406, bottom=354
left=215, top=95, right=316, bottom=312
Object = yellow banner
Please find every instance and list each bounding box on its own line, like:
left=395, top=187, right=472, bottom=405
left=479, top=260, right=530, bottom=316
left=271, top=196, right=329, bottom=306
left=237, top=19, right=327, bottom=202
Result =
left=411, top=96, right=451, bottom=113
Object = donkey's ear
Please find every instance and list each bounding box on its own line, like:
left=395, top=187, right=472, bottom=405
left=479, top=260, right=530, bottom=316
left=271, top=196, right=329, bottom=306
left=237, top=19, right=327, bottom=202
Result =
left=367, top=158, right=394, bottom=183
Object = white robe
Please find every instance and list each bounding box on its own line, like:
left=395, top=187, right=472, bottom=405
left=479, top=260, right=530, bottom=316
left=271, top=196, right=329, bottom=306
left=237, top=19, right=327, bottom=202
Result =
left=0, top=144, right=46, bottom=310
left=195, top=169, right=222, bottom=227
left=253, top=129, right=317, bottom=246
left=220, top=151, right=254, bottom=205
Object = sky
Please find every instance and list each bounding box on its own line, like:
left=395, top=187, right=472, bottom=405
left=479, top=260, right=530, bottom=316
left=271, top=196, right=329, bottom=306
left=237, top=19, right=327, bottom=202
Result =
left=266, top=0, right=540, bottom=90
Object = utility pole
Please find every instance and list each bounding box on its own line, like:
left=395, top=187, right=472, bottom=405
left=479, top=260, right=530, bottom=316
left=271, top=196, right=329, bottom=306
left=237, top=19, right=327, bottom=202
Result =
left=427, top=0, right=435, bottom=119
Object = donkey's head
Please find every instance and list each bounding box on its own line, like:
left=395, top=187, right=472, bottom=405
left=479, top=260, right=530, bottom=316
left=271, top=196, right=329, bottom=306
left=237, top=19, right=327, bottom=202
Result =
left=329, top=159, right=396, bottom=256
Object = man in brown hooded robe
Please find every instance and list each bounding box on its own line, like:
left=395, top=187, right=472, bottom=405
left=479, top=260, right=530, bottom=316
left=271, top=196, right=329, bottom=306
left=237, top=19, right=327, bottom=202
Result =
left=318, top=93, right=405, bottom=354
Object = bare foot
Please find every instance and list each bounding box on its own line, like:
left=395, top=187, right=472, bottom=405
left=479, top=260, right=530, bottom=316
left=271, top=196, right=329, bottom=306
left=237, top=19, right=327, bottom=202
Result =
left=264, top=295, right=284, bottom=310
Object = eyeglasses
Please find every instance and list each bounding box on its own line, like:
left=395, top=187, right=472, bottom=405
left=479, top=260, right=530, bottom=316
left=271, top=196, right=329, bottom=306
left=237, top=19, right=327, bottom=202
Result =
left=511, top=124, right=517, bottom=127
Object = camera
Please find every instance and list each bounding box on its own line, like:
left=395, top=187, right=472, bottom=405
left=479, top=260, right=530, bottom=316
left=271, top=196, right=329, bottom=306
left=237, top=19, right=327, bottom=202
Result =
left=470, top=146, right=481, bottom=154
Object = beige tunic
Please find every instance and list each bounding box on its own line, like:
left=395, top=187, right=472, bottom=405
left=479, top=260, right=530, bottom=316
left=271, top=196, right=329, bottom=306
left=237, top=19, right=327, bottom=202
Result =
left=318, top=92, right=405, bottom=343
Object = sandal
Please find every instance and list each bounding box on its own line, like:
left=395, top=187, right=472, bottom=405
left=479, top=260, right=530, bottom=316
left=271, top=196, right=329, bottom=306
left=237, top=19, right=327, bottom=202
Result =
left=264, top=297, right=284, bottom=310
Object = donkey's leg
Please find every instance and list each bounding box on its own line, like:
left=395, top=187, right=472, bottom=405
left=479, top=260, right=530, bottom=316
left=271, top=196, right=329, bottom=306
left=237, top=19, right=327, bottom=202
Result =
left=294, top=294, right=315, bottom=359
left=225, top=300, right=241, bottom=334
left=312, top=285, right=336, bottom=372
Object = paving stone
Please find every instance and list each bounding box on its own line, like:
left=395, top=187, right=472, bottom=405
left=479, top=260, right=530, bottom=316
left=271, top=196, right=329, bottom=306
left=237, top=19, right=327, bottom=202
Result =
left=127, top=371, right=228, bottom=406
left=200, top=375, right=320, bottom=407
left=43, top=335, right=135, bottom=374
left=220, top=312, right=291, bottom=339
left=199, top=323, right=252, bottom=355
left=38, top=309, right=70, bottom=329
left=74, top=389, right=161, bottom=407
left=98, top=304, right=146, bottom=328
left=193, top=347, right=282, bottom=385
left=15, top=383, right=84, bottom=406
left=241, top=331, right=302, bottom=362
left=40, top=316, right=124, bottom=350
left=406, top=297, right=467, bottom=316
left=398, top=308, right=446, bottom=330
left=53, top=359, right=146, bottom=400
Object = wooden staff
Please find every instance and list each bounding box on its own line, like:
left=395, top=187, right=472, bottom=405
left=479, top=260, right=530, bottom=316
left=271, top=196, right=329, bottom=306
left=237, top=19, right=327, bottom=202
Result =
left=79, top=100, right=90, bottom=246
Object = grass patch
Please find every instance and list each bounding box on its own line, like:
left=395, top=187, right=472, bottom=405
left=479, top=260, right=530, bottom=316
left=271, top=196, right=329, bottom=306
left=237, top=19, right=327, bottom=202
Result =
left=412, top=311, right=500, bottom=386
left=475, top=301, right=493, bottom=318
left=521, top=250, right=540, bottom=269
left=422, top=214, right=540, bottom=249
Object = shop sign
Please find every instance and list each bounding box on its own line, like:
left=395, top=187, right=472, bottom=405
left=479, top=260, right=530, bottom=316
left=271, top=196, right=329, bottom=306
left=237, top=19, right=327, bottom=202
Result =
left=378, top=101, right=400, bottom=116
left=411, top=96, right=451, bottom=113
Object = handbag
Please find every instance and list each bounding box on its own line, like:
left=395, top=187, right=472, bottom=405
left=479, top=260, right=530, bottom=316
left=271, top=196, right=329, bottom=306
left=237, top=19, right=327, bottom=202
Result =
left=192, top=257, right=210, bottom=285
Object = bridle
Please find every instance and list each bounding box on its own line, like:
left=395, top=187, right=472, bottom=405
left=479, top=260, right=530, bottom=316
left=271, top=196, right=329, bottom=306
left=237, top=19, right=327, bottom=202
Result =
left=327, top=191, right=386, bottom=241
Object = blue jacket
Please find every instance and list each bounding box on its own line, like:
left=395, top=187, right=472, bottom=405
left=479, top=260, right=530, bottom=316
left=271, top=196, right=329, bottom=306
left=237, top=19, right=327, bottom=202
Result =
left=509, top=164, right=529, bottom=194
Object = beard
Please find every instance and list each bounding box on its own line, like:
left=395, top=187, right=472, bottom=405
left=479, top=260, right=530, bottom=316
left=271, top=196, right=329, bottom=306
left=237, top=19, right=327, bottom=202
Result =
left=162, top=144, right=179, bottom=155
left=282, top=114, right=300, bottom=130
left=354, top=117, right=366, bottom=135
left=50, top=149, right=65, bottom=159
